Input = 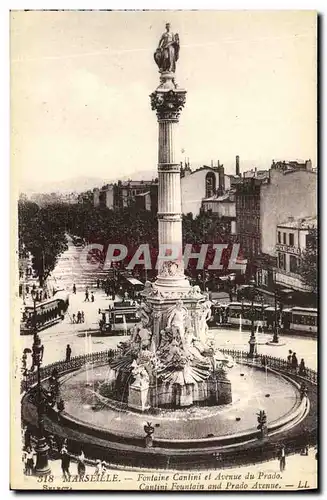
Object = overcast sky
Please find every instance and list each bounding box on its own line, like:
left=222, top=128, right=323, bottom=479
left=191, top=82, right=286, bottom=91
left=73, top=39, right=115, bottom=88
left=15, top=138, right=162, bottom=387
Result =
left=11, top=10, right=317, bottom=190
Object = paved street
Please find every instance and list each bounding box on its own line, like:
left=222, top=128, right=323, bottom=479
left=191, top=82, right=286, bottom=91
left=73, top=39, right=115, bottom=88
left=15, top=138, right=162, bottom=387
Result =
left=19, top=280, right=317, bottom=371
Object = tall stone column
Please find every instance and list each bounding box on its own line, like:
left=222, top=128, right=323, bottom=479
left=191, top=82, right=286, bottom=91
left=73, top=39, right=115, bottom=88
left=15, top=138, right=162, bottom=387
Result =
left=150, top=72, right=190, bottom=290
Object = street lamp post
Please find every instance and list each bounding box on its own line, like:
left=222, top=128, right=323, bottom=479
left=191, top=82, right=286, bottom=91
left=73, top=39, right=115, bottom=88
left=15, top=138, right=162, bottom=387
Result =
left=32, top=334, right=51, bottom=476
left=272, top=286, right=280, bottom=343
left=31, top=288, right=38, bottom=341
left=248, top=279, right=258, bottom=359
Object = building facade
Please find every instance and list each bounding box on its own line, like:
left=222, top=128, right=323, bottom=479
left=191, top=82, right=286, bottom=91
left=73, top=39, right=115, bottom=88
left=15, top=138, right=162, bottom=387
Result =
left=181, top=163, right=231, bottom=216
left=235, top=176, right=269, bottom=259
left=235, top=160, right=316, bottom=266
left=94, top=179, right=158, bottom=211
left=201, top=192, right=236, bottom=234
left=260, top=165, right=317, bottom=256
left=274, top=216, right=317, bottom=292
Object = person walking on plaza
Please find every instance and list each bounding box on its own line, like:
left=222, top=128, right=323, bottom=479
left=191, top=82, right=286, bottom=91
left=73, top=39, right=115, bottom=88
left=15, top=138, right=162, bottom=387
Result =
left=287, top=350, right=293, bottom=366
left=73, top=283, right=76, bottom=294
left=77, top=311, right=82, bottom=324
left=97, top=279, right=100, bottom=289
left=81, top=311, right=85, bottom=323
left=299, top=358, right=306, bottom=376
left=91, top=292, right=95, bottom=303
left=95, top=459, right=102, bottom=476
left=72, top=313, right=76, bottom=324
left=291, top=352, right=298, bottom=371
left=85, top=289, right=89, bottom=302
left=65, top=344, right=72, bottom=362
left=278, top=444, right=286, bottom=472
left=61, top=447, right=71, bottom=480
left=77, top=450, right=86, bottom=479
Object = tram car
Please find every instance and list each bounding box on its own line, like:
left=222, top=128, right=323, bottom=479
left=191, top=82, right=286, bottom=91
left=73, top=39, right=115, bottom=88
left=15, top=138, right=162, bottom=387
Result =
left=210, top=301, right=317, bottom=335
left=288, top=307, right=317, bottom=334
left=226, top=301, right=268, bottom=328
left=20, top=292, right=69, bottom=335
left=99, top=301, right=140, bottom=334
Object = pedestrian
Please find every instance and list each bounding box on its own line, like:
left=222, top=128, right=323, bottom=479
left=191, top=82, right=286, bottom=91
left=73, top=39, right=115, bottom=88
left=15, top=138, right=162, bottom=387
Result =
left=299, top=358, right=306, bottom=376
left=61, top=447, right=71, bottom=480
left=91, top=292, right=95, bottom=303
left=95, top=459, right=102, bottom=476
left=73, top=284, right=76, bottom=294
left=72, top=314, right=76, bottom=324
left=85, top=290, right=89, bottom=302
left=101, top=461, right=107, bottom=473
left=287, top=350, right=293, bottom=365
left=65, top=344, right=72, bottom=362
left=291, top=352, right=298, bottom=371
left=26, top=284, right=29, bottom=295
left=47, top=434, right=58, bottom=459
left=81, top=311, right=85, bottom=323
left=77, top=311, right=82, bottom=324
left=97, top=279, right=100, bottom=289
left=24, top=447, right=35, bottom=476
left=77, top=450, right=86, bottom=479
left=278, top=444, right=286, bottom=472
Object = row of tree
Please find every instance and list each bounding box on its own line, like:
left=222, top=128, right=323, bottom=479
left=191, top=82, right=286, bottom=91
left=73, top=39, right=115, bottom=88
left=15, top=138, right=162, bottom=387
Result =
left=18, top=199, right=317, bottom=295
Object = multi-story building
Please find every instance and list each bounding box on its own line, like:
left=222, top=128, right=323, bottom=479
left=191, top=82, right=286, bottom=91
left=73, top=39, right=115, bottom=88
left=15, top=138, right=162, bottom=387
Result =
left=201, top=192, right=236, bottom=234
left=273, top=216, right=317, bottom=292
left=181, top=159, right=241, bottom=216
left=235, top=159, right=316, bottom=265
left=235, top=174, right=269, bottom=259
left=93, top=179, right=158, bottom=211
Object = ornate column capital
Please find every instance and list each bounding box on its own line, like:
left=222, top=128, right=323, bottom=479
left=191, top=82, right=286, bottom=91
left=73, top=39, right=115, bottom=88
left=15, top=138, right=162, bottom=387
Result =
left=150, top=89, right=187, bottom=122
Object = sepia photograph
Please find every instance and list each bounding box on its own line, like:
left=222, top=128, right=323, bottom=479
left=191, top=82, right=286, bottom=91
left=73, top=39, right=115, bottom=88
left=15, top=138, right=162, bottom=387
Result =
left=10, top=9, right=318, bottom=491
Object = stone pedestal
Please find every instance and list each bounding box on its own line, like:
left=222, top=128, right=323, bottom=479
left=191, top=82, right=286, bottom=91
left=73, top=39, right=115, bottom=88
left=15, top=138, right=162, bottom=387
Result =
left=128, top=384, right=150, bottom=412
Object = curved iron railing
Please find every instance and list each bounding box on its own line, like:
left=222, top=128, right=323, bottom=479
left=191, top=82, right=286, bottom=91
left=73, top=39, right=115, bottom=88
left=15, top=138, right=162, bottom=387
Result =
left=21, top=347, right=317, bottom=393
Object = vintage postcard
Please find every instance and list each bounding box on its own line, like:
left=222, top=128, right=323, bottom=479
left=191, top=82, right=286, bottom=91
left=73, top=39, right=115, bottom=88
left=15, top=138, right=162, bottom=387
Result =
left=10, top=10, right=318, bottom=491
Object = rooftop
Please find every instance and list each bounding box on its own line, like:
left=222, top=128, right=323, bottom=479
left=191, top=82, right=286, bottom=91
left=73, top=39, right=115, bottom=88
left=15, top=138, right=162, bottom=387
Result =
left=278, top=215, right=317, bottom=230
left=203, top=192, right=234, bottom=202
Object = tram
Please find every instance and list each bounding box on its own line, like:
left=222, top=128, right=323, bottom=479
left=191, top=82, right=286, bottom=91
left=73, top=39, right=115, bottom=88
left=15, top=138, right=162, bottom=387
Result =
left=99, top=301, right=140, bottom=334
left=211, top=301, right=317, bottom=335
left=225, top=302, right=267, bottom=328
left=289, top=307, right=318, bottom=334
left=20, top=292, right=69, bottom=335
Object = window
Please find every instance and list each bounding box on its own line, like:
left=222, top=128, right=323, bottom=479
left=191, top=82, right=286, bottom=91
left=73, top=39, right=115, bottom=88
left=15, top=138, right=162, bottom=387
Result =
left=278, top=231, right=281, bottom=243
left=289, top=233, right=294, bottom=246
left=278, top=252, right=286, bottom=270
left=289, top=255, right=298, bottom=273
left=283, top=233, right=286, bottom=244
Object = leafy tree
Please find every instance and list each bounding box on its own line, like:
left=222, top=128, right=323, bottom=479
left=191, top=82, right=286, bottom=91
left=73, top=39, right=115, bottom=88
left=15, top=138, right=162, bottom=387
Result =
left=299, top=227, right=318, bottom=294
left=18, top=201, right=68, bottom=287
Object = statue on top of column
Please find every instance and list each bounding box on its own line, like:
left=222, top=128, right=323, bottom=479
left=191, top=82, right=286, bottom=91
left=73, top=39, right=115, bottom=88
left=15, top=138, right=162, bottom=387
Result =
left=154, top=23, right=180, bottom=73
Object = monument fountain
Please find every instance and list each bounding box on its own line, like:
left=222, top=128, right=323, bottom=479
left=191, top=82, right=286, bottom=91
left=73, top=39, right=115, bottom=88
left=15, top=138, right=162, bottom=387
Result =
left=105, top=22, right=233, bottom=412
